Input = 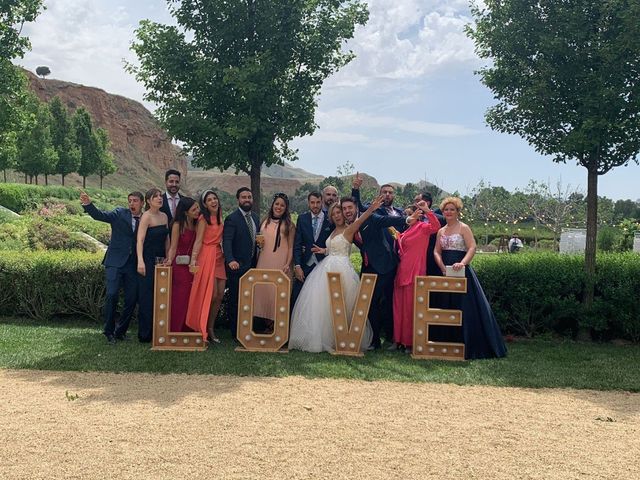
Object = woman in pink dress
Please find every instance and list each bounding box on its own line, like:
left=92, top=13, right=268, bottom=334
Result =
left=253, top=193, right=295, bottom=331
left=166, top=197, right=199, bottom=332
left=393, top=199, right=441, bottom=352
left=185, top=190, right=226, bottom=344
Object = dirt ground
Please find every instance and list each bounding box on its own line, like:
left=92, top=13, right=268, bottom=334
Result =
left=0, top=369, right=638, bottom=480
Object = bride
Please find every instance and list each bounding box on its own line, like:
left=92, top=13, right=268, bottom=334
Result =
left=289, top=195, right=384, bottom=353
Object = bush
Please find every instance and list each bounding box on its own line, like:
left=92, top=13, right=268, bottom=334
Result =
left=27, top=218, right=97, bottom=252
left=0, top=183, right=127, bottom=214
left=0, top=251, right=105, bottom=321
left=1, top=250, right=639, bottom=342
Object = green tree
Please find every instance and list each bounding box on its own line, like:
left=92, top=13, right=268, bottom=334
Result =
left=468, top=0, right=640, bottom=307
left=73, top=107, right=99, bottom=188
left=16, top=98, right=58, bottom=184
left=0, top=130, right=18, bottom=181
left=94, top=127, right=116, bottom=189
left=35, top=65, right=50, bottom=78
left=128, top=0, right=368, bottom=212
left=49, top=96, right=80, bottom=185
left=1, top=1, right=45, bottom=181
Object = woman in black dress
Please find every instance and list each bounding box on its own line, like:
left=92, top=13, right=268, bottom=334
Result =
left=433, top=196, right=507, bottom=360
left=136, top=188, right=169, bottom=343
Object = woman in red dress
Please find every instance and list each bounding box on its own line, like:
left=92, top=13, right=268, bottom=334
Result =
left=185, top=190, right=226, bottom=344
left=166, top=197, right=199, bottom=332
left=392, top=199, right=441, bottom=352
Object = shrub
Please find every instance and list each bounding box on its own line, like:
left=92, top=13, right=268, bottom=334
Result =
left=27, top=218, right=97, bottom=252
left=0, top=251, right=105, bottom=321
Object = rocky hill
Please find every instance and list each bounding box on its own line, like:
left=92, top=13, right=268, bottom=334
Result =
left=26, top=71, right=187, bottom=192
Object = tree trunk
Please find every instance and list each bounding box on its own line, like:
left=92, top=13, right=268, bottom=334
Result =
left=249, top=160, right=262, bottom=214
left=35, top=175, right=38, bottom=185
left=83, top=176, right=86, bottom=189
left=61, top=174, right=65, bottom=186
left=100, top=175, right=103, bottom=189
left=2, top=170, right=6, bottom=182
left=578, top=167, right=599, bottom=341
left=44, top=174, right=48, bottom=186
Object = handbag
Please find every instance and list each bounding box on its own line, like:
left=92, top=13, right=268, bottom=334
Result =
left=176, top=255, right=190, bottom=265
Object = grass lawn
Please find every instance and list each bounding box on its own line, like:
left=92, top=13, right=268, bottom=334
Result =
left=1, top=316, right=638, bottom=392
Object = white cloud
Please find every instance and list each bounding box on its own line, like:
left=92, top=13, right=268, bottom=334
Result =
left=302, top=129, right=428, bottom=150
left=329, top=0, right=479, bottom=87
left=317, top=108, right=478, bottom=137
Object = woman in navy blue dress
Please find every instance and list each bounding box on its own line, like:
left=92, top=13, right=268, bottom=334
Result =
left=136, top=188, right=169, bottom=343
left=432, top=196, right=507, bottom=360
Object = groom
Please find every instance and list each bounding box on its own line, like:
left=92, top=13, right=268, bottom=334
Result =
left=341, top=193, right=407, bottom=350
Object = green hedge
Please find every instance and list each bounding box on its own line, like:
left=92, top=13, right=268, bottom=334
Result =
left=1, top=250, right=639, bottom=342
left=0, top=251, right=105, bottom=321
left=0, top=183, right=127, bottom=213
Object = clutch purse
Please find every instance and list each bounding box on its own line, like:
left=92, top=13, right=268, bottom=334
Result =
left=445, top=265, right=465, bottom=277
left=175, top=255, right=191, bottom=265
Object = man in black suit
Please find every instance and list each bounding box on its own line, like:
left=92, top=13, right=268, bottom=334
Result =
left=223, top=187, right=261, bottom=339
left=81, top=190, right=143, bottom=344
left=341, top=193, right=407, bottom=350
left=160, top=168, right=183, bottom=225
left=292, top=191, right=333, bottom=308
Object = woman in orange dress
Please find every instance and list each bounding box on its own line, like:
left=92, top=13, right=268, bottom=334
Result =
left=253, top=193, right=295, bottom=331
left=185, top=190, right=226, bottom=344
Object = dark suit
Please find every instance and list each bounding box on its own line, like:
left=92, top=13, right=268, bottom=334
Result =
left=223, top=208, right=260, bottom=338
left=291, top=211, right=332, bottom=308
left=83, top=203, right=138, bottom=338
left=353, top=211, right=407, bottom=348
left=160, top=192, right=184, bottom=226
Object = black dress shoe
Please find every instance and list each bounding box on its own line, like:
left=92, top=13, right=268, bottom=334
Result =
left=105, top=334, right=116, bottom=345
left=115, top=334, right=128, bottom=341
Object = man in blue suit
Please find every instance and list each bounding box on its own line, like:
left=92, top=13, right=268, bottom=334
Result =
left=341, top=193, right=407, bottom=350
left=223, top=187, right=261, bottom=339
left=292, top=191, right=333, bottom=308
left=81, top=190, right=143, bottom=344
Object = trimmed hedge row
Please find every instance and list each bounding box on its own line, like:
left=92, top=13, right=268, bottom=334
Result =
left=1, top=250, right=639, bottom=342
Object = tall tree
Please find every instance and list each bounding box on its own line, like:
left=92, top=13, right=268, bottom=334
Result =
left=129, top=0, right=368, bottom=212
left=468, top=0, right=640, bottom=307
left=94, top=127, right=116, bottom=189
left=73, top=107, right=99, bottom=188
left=16, top=99, right=58, bottom=184
left=1, top=1, right=45, bottom=180
left=49, top=96, right=80, bottom=185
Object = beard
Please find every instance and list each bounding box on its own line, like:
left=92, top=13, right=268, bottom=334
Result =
left=239, top=202, right=253, bottom=212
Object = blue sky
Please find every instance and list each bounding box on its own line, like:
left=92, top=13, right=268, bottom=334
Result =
left=19, top=0, right=639, bottom=200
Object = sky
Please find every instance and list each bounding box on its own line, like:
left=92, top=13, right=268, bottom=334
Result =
left=18, top=0, right=639, bottom=201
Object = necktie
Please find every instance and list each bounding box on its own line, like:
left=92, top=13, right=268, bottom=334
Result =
left=170, top=196, right=176, bottom=217
left=133, top=216, right=140, bottom=232
left=245, top=212, right=255, bottom=244
left=312, top=215, right=319, bottom=241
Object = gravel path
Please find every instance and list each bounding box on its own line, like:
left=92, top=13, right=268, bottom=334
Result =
left=1, top=369, right=638, bottom=479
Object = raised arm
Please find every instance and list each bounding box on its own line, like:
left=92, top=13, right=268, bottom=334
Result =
left=80, top=191, right=119, bottom=224
left=343, top=195, right=384, bottom=243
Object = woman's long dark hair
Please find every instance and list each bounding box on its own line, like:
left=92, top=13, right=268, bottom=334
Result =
left=144, top=188, right=162, bottom=211
left=171, top=197, right=196, bottom=234
left=263, top=192, right=292, bottom=252
left=199, top=190, right=221, bottom=225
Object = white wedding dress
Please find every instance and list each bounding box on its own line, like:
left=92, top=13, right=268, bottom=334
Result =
left=289, top=233, right=373, bottom=353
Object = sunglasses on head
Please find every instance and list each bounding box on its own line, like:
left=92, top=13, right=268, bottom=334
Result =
left=273, top=192, right=288, bottom=201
